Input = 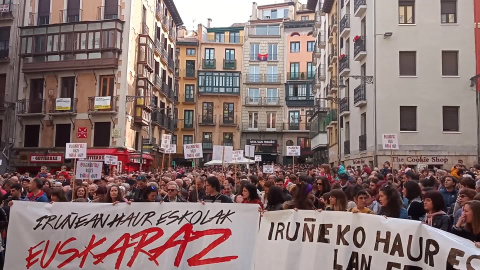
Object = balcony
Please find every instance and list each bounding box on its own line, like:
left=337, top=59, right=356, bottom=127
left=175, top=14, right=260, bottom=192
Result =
left=354, top=0, right=367, bottom=17
left=325, top=109, right=337, bottom=128
left=154, top=39, right=161, bottom=56
left=49, top=98, right=78, bottom=115
left=88, top=96, right=118, bottom=114
left=359, top=134, right=367, bottom=151
left=179, top=69, right=196, bottom=78
left=317, top=65, right=326, bottom=82
left=245, top=74, right=282, bottom=84
left=287, top=72, right=315, bottom=81
left=161, top=82, right=175, bottom=102
left=155, top=3, right=163, bottom=21
left=284, top=121, right=311, bottom=132
left=97, top=5, right=122, bottom=20
left=221, top=115, right=237, bottom=127
left=328, top=79, right=338, bottom=96
left=354, top=84, right=367, bottom=107
left=152, top=111, right=174, bottom=131
left=0, top=47, right=8, bottom=62
left=339, top=56, right=350, bottom=76
left=19, top=20, right=123, bottom=73
left=28, top=12, right=50, bottom=26
left=167, top=57, right=175, bottom=71
left=247, top=25, right=281, bottom=37
left=318, top=32, right=326, bottom=49
left=0, top=3, right=13, bottom=20
left=245, top=97, right=262, bottom=106
left=17, top=99, right=46, bottom=116
left=198, top=115, right=216, bottom=126
left=339, top=97, right=349, bottom=116
left=223, top=59, right=236, bottom=70
left=340, top=14, right=350, bottom=37
left=263, top=97, right=281, bottom=106
left=249, top=53, right=278, bottom=62
left=154, top=74, right=162, bottom=90
left=344, top=140, right=350, bottom=155
left=141, top=22, right=149, bottom=35
left=286, top=95, right=315, bottom=107
left=202, top=142, right=213, bottom=150
left=203, top=59, right=216, bottom=69
left=60, top=9, right=82, bottom=23
left=354, top=36, right=367, bottom=61
left=205, top=36, right=244, bottom=44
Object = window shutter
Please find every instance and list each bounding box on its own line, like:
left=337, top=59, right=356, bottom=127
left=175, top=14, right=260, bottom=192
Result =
left=38, top=0, right=50, bottom=13
left=400, top=106, right=416, bottom=131
left=441, top=0, right=456, bottom=13
left=399, top=51, right=416, bottom=76
left=442, top=51, right=458, bottom=76
left=443, top=106, right=459, bottom=131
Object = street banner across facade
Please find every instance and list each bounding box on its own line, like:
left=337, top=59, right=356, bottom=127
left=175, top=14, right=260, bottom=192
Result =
left=255, top=210, right=480, bottom=270
left=5, top=202, right=259, bottom=270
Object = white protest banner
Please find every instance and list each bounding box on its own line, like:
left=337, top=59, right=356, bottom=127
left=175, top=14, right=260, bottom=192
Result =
left=382, top=133, right=399, bottom=150
left=65, top=143, right=87, bottom=159
left=212, top=145, right=224, bottom=161
left=5, top=202, right=259, bottom=270
left=75, top=161, right=102, bottom=179
left=286, top=146, right=301, bottom=156
left=245, top=145, right=251, bottom=158
left=165, top=144, right=176, bottom=154
left=94, top=96, right=112, bottom=110
left=55, top=98, right=71, bottom=111
left=104, top=155, right=118, bottom=165
left=246, top=145, right=255, bottom=158
left=161, top=134, right=172, bottom=149
left=184, top=143, right=203, bottom=159
left=223, top=146, right=233, bottom=163
left=232, top=150, right=244, bottom=162
left=255, top=210, right=480, bottom=270
left=263, top=164, right=274, bottom=173
left=255, top=155, right=262, bottom=162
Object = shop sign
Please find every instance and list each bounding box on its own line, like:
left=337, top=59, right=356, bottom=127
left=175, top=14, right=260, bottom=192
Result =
left=247, top=139, right=277, bottom=146
left=86, top=155, right=105, bottom=161
left=392, top=156, right=449, bottom=165
left=30, top=154, right=63, bottom=163
left=112, top=129, right=121, bottom=138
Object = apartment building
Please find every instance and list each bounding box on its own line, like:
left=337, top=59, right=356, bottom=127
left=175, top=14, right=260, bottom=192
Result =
left=12, top=0, right=182, bottom=173
left=283, top=7, right=316, bottom=164
left=196, top=22, right=244, bottom=164
left=312, top=0, right=477, bottom=169
left=0, top=0, right=24, bottom=173
left=174, top=27, right=198, bottom=166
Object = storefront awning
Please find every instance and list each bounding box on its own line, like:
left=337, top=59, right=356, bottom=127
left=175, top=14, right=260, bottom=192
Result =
left=130, top=154, right=154, bottom=161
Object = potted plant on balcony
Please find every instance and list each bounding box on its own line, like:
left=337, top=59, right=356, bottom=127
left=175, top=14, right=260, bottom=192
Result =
left=338, top=54, right=346, bottom=60
left=353, top=35, right=361, bottom=42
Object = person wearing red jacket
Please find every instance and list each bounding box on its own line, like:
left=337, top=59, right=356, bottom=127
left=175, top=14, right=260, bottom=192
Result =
left=57, top=166, right=71, bottom=180
left=363, top=164, right=372, bottom=176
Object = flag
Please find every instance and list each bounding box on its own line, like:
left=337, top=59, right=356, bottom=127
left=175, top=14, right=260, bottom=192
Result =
left=77, top=127, right=88, bottom=139
left=257, top=53, right=268, bottom=61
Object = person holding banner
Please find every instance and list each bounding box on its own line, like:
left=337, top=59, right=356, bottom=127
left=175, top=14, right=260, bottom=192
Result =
left=283, top=182, right=315, bottom=210
left=104, top=185, right=128, bottom=205
left=26, top=178, right=48, bottom=203
left=378, top=184, right=408, bottom=219
left=242, top=183, right=264, bottom=210
left=422, top=190, right=450, bottom=231
left=203, top=176, right=233, bottom=203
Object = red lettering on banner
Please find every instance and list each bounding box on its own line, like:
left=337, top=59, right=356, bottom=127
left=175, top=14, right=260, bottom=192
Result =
left=25, top=226, right=235, bottom=269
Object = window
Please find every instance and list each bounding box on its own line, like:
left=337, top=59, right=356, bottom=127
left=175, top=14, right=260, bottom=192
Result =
left=60, top=77, right=75, bottom=98
left=225, top=49, right=235, bottom=60
left=345, top=122, right=350, bottom=141
left=250, top=43, right=259, bottom=60
left=185, top=85, right=194, bottom=102
left=301, top=16, right=309, bottom=21
left=93, top=122, right=111, bottom=147
left=215, top=33, right=225, bottom=43
left=24, top=125, right=40, bottom=147
left=307, top=62, right=315, bottom=79
left=290, top=62, right=299, bottom=79
left=223, top=103, right=234, bottom=124
left=267, top=112, right=276, bottom=130
left=202, top=102, right=214, bottom=122
left=203, top=132, right=212, bottom=143
left=55, top=124, right=71, bottom=147
left=284, top=8, right=289, bottom=18
left=223, top=133, right=233, bottom=146
left=205, top=48, right=215, bottom=59
left=361, top=113, right=366, bottom=135
left=255, top=25, right=280, bottom=36
left=249, top=65, right=259, bottom=82
left=289, top=111, right=300, bottom=130
left=248, top=112, right=258, bottom=129
left=186, top=48, right=196, bottom=55
left=268, top=43, right=278, bottom=60
left=248, top=88, right=260, bottom=104
left=172, top=135, right=177, bottom=146
left=290, top=42, right=300, bottom=53
left=0, top=74, right=5, bottom=102
left=183, top=135, right=193, bottom=145
left=185, top=60, right=195, bottom=77
left=100, top=75, right=114, bottom=96
left=288, top=84, right=308, bottom=98
left=443, top=106, right=459, bottom=132
left=399, top=0, right=415, bottom=24
left=38, top=0, right=51, bottom=25
left=441, top=0, right=456, bottom=23
left=184, top=110, right=193, bottom=128
left=29, top=78, right=44, bottom=113
left=266, top=88, right=278, bottom=104
left=229, top=32, right=240, bottom=43
left=399, top=51, right=416, bottom=76
left=271, top=9, right=277, bottom=19
left=267, top=66, right=278, bottom=82
left=307, top=41, right=315, bottom=52
left=442, top=51, right=458, bottom=76
left=198, top=71, right=241, bottom=93
left=0, top=27, right=9, bottom=58
left=66, top=0, right=80, bottom=22
left=400, top=106, right=417, bottom=131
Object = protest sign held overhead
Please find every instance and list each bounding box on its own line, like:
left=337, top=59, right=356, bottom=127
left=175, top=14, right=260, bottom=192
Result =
left=65, top=143, right=87, bottom=159
left=382, top=134, right=399, bottom=150
left=75, top=161, right=102, bottom=179
left=161, top=134, right=172, bottom=149
left=263, top=164, right=274, bottom=173
left=232, top=150, right=244, bottom=162
left=165, top=144, right=177, bottom=154
left=104, top=155, right=118, bottom=165
left=183, top=143, right=203, bottom=159
left=255, top=155, right=262, bottom=162
left=286, top=146, right=301, bottom=157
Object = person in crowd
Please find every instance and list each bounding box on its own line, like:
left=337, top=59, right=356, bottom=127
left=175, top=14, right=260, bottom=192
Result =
left=366, top=188, right=381, bottom=214
left=326, top=189, right=347, bottom=211
left=378, top=185, right=408, bottom=219
left=26, top=178, right=48, bottom=202
left=349, top=190, right=374, bottom=214
left=274, top=177, right=292, bottom=201
left=3, top=184, right=22, bottom=219
left=380, top=161, right=392, bottom=177
left=57, top=166, right=71, bottom=182
left=131, top=175, right=148, bottom=202
left=314, top=176, right=331, bottom=209
left=203, top=176, right=233, bottom=203
left=439, top=176, right=458, bottom=212
left=338, top=173, right=351, bottom=192
left=144, top=186, right=159, bottom=202
left=72, top=186, right=89, bottom=202
left=50, top=188, right=68, bottom=203
left=21, top=178, right=29, bottom=198
left=452, top=200, right=480, bottom=246
left=403, top=181, right=426, bottom=220
left=260, top=180, right=274, bottom=206
left=87, top=184, right=97, bottom=201
left=223, top=182, right=235, bottom=201
left=42, top=179, right=51, bottom=189
left=104, top=185, right=126, bottom=204
left=265, top=186, right=285, bottom=211
left=319, top=164, right=332, bottom=183
left=163, top=182, right=186, bottom=202
left=451, top=189, right=477, bottom=225
left=242, top=183, right=264, bottom=209
left=188, top=177, right=206, bottom=202
left=36, top=166, right=48, bottom=178
left=248, top=175, right=264, bottom=192
left=363, top=164, right=372, bottom=176
left=422, top=190, right=450, bottom=231
left=283, top=182, right=315, bottom=210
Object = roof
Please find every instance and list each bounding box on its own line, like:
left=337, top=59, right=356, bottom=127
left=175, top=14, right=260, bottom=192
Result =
left=307, top=0, right=319, bottom=10
left=284, top=20, right=315, bottom=28
left=177, top=37, right=199, bottom=46
left=258, top=2, right=294, bottom=9
left=207, top=26, right=245, bottom=33
left=164, top=0, right=183, bottom=26
left=231, top=23, right=245, bottom=27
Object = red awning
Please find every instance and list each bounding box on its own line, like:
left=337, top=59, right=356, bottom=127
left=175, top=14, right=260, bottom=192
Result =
left=87, top=149, right=126, bottom=155
left=129, top=154, right=154, bottom=160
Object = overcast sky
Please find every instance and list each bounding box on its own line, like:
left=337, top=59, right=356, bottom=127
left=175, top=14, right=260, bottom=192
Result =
left=175, top=0, right=286, bottom=30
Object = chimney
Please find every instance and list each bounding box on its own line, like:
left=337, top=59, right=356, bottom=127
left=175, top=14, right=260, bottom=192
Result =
left=207, top=18, right=212, bottom=28
left=251, top=2, right=258, bottom=20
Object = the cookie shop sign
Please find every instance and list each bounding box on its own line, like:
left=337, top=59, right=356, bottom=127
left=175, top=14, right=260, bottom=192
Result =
left=392, top=156, right=449, bottom=165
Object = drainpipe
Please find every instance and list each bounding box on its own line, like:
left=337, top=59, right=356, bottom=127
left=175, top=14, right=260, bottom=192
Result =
left=373, top=0, right=378, bottom=167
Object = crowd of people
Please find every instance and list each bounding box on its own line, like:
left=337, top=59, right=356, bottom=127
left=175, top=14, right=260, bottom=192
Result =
left=0, top=161, right=479, bottom=268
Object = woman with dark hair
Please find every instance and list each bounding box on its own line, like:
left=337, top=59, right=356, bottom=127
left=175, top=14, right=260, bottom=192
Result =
left=326, top=189, right=347, bottom=211
left=145, top=186, right=159, bottom=202
left=242, top=183, right=263, bottom=209
left=422, top=191, right=450, bottom=231
left=283, top=182, right=315, bottom=210
left=265, top=186, right=285, bottom=211
left=314, top=176, right=331, bottom=209
left=451, top=189, right=477, bottom=225
left=50, top=188, right=67, bottom=202
left=104, top=185, right=125, bottom=204
left=403, top=181, right=425, bottom=220
left=73, top=186, right=89, bottom=202
left=378, top=185, right=408, bottom=219
left=452, top=200, right=480, bottom=246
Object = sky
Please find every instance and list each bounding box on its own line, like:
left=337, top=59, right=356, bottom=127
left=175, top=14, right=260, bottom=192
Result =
left=175, top=0, right=285, bottom=30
